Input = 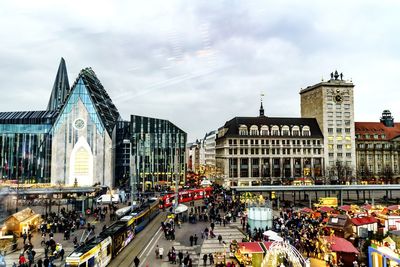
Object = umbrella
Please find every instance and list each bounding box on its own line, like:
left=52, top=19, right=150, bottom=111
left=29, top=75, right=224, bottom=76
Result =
left=263, top=230, right=284, bottom=242
left=299, top=207, right=313, bottom=214
left=339, top=205, right=351, bottom=212
left=263, top=230, right=279, bottom=237
left=174, top=204, right=188, bottom=214
left=387, top=205, right=400, bottom=211
left=319, top=206, right=334, bottom=213
left=361, top=204, right=372, bottom=210
left=200, top=179, right=212, bottom=186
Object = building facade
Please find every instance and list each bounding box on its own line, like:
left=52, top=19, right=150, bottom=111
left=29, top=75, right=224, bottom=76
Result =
left=114, top=115, right=186, bottom=191
left=0, top=58, right=187, bottom=189
left=215, top=105, right=324, bottom=187
left=300, top=71, right=356, bottom=183
left=355, top=110, right=400, bottom=183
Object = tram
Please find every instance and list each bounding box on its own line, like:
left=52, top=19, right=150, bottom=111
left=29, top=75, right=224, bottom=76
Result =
left=159, top=187, right=212, bottom=209
left=65, top=198, right=159, bottom=267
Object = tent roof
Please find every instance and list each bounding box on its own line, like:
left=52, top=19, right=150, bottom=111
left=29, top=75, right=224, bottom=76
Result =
left=9, top=208, right=35, bottom=223
left=238, top=242, right=264, bottom=254
left=323, top=236, right=359, bottom=254
left=351, top=216, right=378, bottom=226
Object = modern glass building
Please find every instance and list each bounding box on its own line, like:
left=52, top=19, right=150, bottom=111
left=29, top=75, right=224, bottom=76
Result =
left=0, top=58, right=187, bottom=189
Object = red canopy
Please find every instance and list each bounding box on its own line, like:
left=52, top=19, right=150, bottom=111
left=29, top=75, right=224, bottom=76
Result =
left=361, top=204, right=372, bottom=210
left=238, top=242, right=264, bottom=254
left=319, top=206, right=334, bottom=213
left=387, top=205, right=400, bottom=211
left=262, top=241, right=273, bottom=250
left=323, top=236, right=359, bottom=254
left=339, top=205, right=351, bottom=211
left=300, top=207, right=313, bottom=214
left=351, top=216, right=378, bottom=226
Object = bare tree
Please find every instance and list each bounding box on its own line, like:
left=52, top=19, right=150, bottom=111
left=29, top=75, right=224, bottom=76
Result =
left=383, top=165, right=394, bottom=184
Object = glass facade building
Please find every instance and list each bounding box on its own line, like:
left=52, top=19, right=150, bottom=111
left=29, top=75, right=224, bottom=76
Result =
left=0, top=58, right=187, bottom=188
left=115, top=115, right=187, bottom=191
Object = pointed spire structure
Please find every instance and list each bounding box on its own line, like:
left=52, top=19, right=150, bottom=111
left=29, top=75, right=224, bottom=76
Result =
left=259, top=93, right=265, bottom=117
left=47, top=58, right=70, bottom=111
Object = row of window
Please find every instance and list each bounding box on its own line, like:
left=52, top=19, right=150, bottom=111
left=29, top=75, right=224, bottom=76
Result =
left=358, top=143, right=393, bottom=149
left=356, top=134, right=386, bottom=139
left=328, top=152, right=352, bottom=158
left=228, top=148, right=322, bottom=155
left=327, top=136, right=352, bottom=141
left=238, top=125, right=311, bottom=136
left=327, top=120, right=351, bottom=127
left=359, top=154, right=398, bottom=161
left=328, top=144, right=352, bottom=150
left=328, top=128, right=351, bottom=134
left=328, top=160, right=352, bottom=166
left=327, top=102, right=350, bottom=110
left=327, top=95, right=350, bottom=102
left=228, top=139, right=321, bottom=146
left=327, top=111, right=351, bottom=117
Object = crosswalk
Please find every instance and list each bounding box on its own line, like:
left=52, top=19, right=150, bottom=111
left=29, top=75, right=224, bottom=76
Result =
left=4, top=246, right=74, bottom=266
left=165, top=241, right=200, bottom=266
left=198, top=222, right=245, bottom=267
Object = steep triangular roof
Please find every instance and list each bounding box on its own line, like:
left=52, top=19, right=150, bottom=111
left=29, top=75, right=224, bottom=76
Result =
left=70, top=68, right=120, bottom=135
left=47, top=58, right=70, bottom=111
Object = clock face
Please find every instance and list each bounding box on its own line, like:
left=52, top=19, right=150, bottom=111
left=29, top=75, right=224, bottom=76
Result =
left=73, top=118, right=86, bottom=130
left=334, top=94, right=343, bottom=103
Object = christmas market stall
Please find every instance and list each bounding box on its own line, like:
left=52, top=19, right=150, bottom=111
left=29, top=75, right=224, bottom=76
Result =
left=317, top=236, right=359, bottom=266
left=2, top=208, right=41, bottom=236
left=235, top=242, right=264, bottom=267
left=326, top=214, right=353, bottom=238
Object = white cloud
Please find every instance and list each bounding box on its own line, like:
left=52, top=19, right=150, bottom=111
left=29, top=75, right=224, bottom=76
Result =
left=0, top=0, right=399, bottom=140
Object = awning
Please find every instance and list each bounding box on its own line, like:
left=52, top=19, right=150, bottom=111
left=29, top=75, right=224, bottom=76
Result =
left=323, top=236, right=358, bottom=254
left=339, top=205, right=351, bottom=212
left=319, top=206, right=334, bottom=213
left=238, top=242, right=264, bottom=254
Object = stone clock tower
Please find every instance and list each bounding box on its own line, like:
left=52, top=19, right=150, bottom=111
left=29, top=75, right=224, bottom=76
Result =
left=300, top=70, right=356, bottom=183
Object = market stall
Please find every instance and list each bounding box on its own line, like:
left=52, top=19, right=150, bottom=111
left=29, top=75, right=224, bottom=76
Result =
left=317, top=236, right=359, bottom=266
left=2, top=208, right=41, bottom=236
left=326, top=214, right=353, bottom=238
left=235, top=242, right=264, bottom=267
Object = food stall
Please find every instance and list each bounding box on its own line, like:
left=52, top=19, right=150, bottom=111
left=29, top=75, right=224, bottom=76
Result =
left=235, top=242, right=264, bottom=267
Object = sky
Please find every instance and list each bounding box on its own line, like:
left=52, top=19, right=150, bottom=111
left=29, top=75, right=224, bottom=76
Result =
left=0, top=0, right=400, bottom=141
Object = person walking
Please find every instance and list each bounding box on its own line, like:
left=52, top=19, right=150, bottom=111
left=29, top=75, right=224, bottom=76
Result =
left=22, top=231, right=27, bottom=245
left=203, top=254, right=208, bottom=266
left=194, top=234, right=198, bottom=246
left=218, top=234, right=222, bottom=244
left=159, top=246, right=164, bottom=259
left=189, top=235, right=194, bottom=246
left=134, top=256, right=140, bottom=267
left=178, top=251, right=183, bottom=265
left=155, top=245, right=159, bottom=259
left=209, top=253, right=214, bottom=265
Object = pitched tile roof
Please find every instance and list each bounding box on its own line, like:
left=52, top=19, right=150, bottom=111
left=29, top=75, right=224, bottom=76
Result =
left=355, top=122, right=400, bottom=141
left=351, top=216, right=378, bottom=226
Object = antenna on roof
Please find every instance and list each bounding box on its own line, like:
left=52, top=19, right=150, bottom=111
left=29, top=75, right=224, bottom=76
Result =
left=260, top=92, right=265, bottom=117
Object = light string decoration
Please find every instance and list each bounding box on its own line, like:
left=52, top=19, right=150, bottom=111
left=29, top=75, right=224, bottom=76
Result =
left=261, top=241, right=307, bottom=267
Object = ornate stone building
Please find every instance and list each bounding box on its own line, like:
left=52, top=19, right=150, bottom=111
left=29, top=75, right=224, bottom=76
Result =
left=355, top=110, right=400, bottom=183
left=215, top=104, right=324, bottom=187
left=300, top=71, right=356, bottom=183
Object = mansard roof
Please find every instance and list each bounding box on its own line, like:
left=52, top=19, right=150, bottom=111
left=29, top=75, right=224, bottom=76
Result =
left=220, top=116, right=323, bottom=138
left=355, top=122, right=400, bottom=141
left=0, top=110, right=56, bottom=124
left=69, top=68, right=121, bottom=135
left=47, top=58, right=70, bottom=112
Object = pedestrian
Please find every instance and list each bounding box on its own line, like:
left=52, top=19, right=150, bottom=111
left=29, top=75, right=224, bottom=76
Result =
left=209, top=253, right=214, bottom=265
left=37, top=258, right=43, bottom=267
left=178, top=251, right=183, bottom=265
left=203, top=254, right=208, bottom=266
left=159, top=246, right=164, bottom=259
left=22, top=231, right=27, bottom=245
left=134, top=256, right=140, bottom=267
left=155, top=245, right=159, bottom=258
left=218, top=234, right=222, bottom=244
left=189, top=235, right=194, bottom=246
left=43, top=257, right=49, bottom=267
left=211, top=222, right=215, bottom=231
left=194, top=234, right=198, bottom=245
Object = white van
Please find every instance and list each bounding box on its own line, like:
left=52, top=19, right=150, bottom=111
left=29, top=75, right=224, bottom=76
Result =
left=96, top=194, right=120, bottom=205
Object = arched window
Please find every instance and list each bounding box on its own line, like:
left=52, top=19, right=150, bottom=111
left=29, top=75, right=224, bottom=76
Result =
left=260, top=125, right=269, bottom=136
left=292, top=125, right=300, bottom=136
left=281, top=125, right=290, bottom=136
left=239, top=125, right=248, bottom=135
left=249, top=125, right=259, bottom=135
left=271, top=125, right=280, bottom=136
left=302, top=126, right=311, bottom=136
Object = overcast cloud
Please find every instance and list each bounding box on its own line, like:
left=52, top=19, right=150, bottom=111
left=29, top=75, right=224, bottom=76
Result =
left=0, top=0, right=399, bottom=141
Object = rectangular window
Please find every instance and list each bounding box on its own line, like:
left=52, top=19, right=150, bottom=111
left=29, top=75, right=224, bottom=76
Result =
left=327, top=96, right=333, bottom=101
left=336, top=112, right=342, bottom=118
left=337, top=153, right=343, bottom=157
left=328, top=136, right=334, bottom=141
left=329, top=153, right=334, bottom=158
left=345, top=128, right=351, bottom=133
left=344, top=104, right=350, bottom=109
left=374, top=134, right=379, bottom=139
left=345, top=136, right=351, bottom=141
left=336, top=120, right=342, bottom=126
left=344, top=112, right=350, bottom=118
left=229, top=139, right=232, bottom=145
left=344, top=96, right=350, bottom=101
left=328, top=112, right=333, bottom=117
left=336, top=128, right=342, bottom=133
left=328, top=128, right=333, bottom=134
left=328, top=144, right=333, bottom=150
left=336, top=104, right=341, bottom=109
left=337, top=144, right=343, bottom=150
left=328, top=120, right=333, bottom=126
left=345, top=120, right=351, bottom=126
left=346, top=144, right=351, bottom=149
left=327, top=103, right=333, bottom=109
left=337, top=136, right=343, bottom=141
